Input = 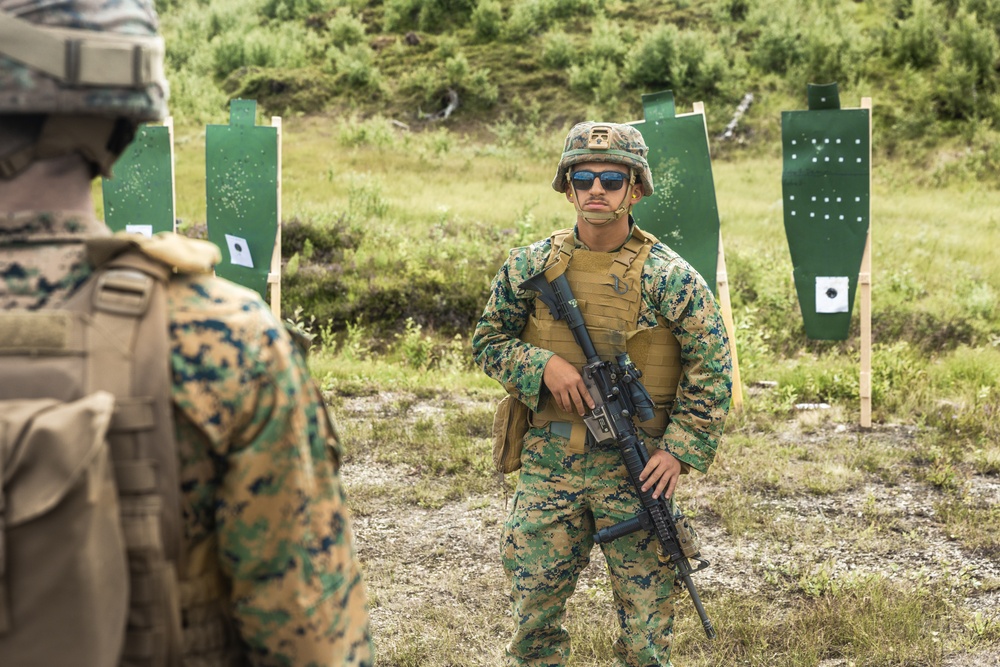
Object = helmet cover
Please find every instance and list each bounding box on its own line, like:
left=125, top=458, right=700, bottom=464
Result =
left=0, top=0, right=167, bottom=122
left=551, top=121, right=654, bottom=196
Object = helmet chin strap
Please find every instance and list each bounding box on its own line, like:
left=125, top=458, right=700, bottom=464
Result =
left=568, top=168, right=636, bottom=227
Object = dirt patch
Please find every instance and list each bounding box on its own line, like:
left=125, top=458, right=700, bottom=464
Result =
left=340, top=394, right=1000, bottom=665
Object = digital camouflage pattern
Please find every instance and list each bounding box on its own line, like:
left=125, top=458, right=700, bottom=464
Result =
left=503, top=427, right=678, bottom=666
left=0, top=0, right=168, bottom=121
left=551, top=122, right=654, bottom=197
left=473, top=222, right=732, bottom=473
left=0, top=211, right=374, bottom=666
left=473, top=221, right=730, bottom=666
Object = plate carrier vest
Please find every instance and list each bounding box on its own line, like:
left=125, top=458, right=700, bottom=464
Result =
left=0, top=235, right=235, bottom=667
left=521, top=227, right=682, bottom=452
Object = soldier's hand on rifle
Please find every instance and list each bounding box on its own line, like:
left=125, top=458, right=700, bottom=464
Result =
left=543, top=355, right=596, bottom=416
left=639, top=449, right=681, bottom=500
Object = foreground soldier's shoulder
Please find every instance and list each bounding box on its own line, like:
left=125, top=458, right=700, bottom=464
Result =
left=168, top=273, right=274, bottom=321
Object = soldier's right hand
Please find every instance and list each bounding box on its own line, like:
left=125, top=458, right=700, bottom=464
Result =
left=542, top=355, right=595, bottom=416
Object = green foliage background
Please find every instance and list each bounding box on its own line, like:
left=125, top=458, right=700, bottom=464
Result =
left=139, top=0, right=1000, bottom=445
left=130, top=3, right=1000, bottom=662
left=156, top=0, right=1000, bottom=171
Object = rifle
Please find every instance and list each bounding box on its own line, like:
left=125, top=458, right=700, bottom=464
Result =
left=520, top=268, right=717, bottom=640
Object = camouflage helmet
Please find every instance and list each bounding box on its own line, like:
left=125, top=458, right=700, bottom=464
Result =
left=551, top=121, right=654, bottom=196
left=0, top=0, right=168, bottom=122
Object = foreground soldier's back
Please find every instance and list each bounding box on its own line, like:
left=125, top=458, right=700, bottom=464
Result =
left=0, top=1, right=373, bottom=665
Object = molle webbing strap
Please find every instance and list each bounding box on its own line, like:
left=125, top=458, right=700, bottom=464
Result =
left=62, top=245, right=185, bottom=667
left=609, top=233, right=648, bottom=291
left=525, top=230, right=681, bottom=452
left=0, top=10, right=166, bottom=89
left=545, top=227, right=655, bottom=294
left=536, top=229, right=575, bottom=283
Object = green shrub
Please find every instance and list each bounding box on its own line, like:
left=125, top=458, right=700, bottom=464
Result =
left=382, top=0, right=421, bottom=31
left=502, top=0, right=549, bottom=42
left=212, top=24, right=318, bottom=79
left=327, top=9, right=367, bottom=48
left=794, top=12, right=865, bottom=87
left=262, top=0, right=337, bottom=20
left=436, top=35, right=461, bottom=60
left=327, top=43, right=382, bottom=90
left=776, top=353, right=859, bottom=404
left=464, top=67, right=499, bottom=107
left=546, top=0, right=601, bottom=19
left=892, top=0, right=943, bottom=69
left=964, top=0, right=1000, bottom=24
left=471, top=0, right=503, bottom=41
left=677, top=30, right=730, bottom=97
left=623, top=23, right=683, bottom=89
left=384, top=0, right=476, bottom=32
left=541, top=31, right=576, bottom=69
left=588, top=23, right=628, bottom=65
left=568, top=59, right=604, bottom=94
left=399, top=56, right=497, bottom=110
left=751, top=15, right=803, bottom=74
left=948, top=9, right=999, bottom=89
left=444, top=53, right=470, bottom=85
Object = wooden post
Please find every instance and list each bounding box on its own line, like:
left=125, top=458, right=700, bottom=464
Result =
left=268, top=116, right=283, bottom=319
left=859, top=98, right=873, bottom=428
left=716, top=232, right=744, bottom=411
left=693, top=102, right=744, bottom=411
left=165, top=116, right=177, bottom=233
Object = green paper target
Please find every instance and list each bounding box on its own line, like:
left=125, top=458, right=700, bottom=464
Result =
left=206, top=99, right=278, bottom=298
left=102, top=124, right=174, bottom=236
left=781, top=88, right=870, bottom=340
left=631, top=90, right=720, bottom=294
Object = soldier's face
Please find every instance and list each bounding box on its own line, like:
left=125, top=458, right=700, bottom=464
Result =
left=566, top=162, right=637, bottom=212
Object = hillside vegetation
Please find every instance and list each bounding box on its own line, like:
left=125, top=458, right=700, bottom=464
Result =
left=136, top=1, right=1000, bottom=663
left=156, top=0, right=1000, bottom=178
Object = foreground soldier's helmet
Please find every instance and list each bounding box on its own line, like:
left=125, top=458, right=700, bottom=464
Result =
left=0, top=0, right=168, bottom=176
left=551, top=121, right=655, bottom=196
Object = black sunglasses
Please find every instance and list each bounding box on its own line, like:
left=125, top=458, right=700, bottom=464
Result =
left=570, top=170, right=628, bottom=191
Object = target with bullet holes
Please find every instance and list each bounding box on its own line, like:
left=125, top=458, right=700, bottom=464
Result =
left=781, top=83, right=871, bottom=340
left=102, top=122, right=175, bottom=236
left=630, top=90, right=721, bottom=294
left=206, top=100, right=279, bottom=299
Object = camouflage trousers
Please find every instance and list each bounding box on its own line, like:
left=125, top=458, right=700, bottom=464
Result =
left=501, top=427, right=678, bottom=667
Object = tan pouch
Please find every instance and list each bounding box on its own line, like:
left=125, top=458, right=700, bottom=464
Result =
left=491, top=395, right=530, bottom=474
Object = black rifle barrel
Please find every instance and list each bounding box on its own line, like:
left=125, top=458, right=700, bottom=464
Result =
left=520, top=272, right=601, bottom=363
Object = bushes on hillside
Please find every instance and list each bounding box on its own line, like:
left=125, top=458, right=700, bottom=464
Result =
left=623, top=24, right=730, bottom=99
left=157, top=0, right=1000, bottom=150
left=384, top=0, right=477, bottom=33
left=261, top=0, right=338, bottom=20
left=892, top=0, right=943, bottom=69
left=471, top=0, right=502, bottom=41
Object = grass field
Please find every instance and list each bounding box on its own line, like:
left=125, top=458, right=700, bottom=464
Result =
left=96, top=113, right=1000, bottom=665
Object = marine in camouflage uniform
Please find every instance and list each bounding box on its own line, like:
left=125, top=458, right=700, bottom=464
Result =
left=472, top=122, right=731, bottom=666
left=0, top=1, right=372, bottom=665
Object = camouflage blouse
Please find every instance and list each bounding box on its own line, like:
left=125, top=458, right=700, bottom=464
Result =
left=1, top=211, right=373, bottom=666
left=472, top=222, right=732, bottom=473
